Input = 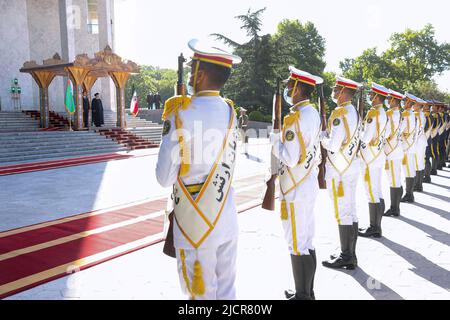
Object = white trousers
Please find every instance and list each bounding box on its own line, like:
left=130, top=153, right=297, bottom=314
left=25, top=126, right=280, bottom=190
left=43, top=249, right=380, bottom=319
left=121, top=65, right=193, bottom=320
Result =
left=280, top=197, right=316, bottom=256
left=362, top=165, right=383, bottom=203
left=402, top=153, right=417, bottom=178
left=414, top=148, right=426, bottom=171
left=326, top=172, right=359, bottom=226
left=385, top=159, right=403, bottom=188
left=176, top=238, right=237, bottom=300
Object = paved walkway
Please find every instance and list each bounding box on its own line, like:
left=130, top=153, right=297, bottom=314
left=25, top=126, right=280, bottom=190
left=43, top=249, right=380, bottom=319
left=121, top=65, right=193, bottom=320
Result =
left=1, top=140, right=449, bottom=299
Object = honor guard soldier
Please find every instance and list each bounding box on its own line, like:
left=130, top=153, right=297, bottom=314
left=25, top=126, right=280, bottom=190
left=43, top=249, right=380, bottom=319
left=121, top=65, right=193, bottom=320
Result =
left=270, top=67, right=323, bottom=300
left=383, top=89, right=406, bottom=217
left=238, top=107, right=249, bottom=154
left=445, top=105, right=450, bottom=167
left=358, top=83, right=389, bottom=238
left=321, top=76, right=363, bottom=270
left=422, top=101, right=434, bottom=183
left=156, top=39, right=242, bottom=300
left=430, top=101, right=441, bottom=175
left=437, top=103, right=448, bottom=169
left=413, top=97, right=427, bottom=192
left=399, top=93, right=418, bottom=203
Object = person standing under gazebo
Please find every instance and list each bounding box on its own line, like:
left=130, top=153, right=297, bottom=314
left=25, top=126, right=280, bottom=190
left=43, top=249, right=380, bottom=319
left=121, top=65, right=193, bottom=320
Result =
left=92, top=93, right=104, bottom=127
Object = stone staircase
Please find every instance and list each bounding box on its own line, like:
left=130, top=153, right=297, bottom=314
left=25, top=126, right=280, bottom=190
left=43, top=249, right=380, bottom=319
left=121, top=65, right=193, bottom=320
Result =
left=24, top=110, right=69, bottom=130
left=0, top=112, right=40, bottom=132
left=97, top=128, right=158, bottom=150
left=0, top=131, right=128, bottom=165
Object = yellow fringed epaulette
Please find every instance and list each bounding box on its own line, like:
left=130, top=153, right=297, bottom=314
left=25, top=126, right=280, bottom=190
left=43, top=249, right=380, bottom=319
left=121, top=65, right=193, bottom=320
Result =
left=283, top=111, right=300, bottom=128
left=402, top=111, right=410, bottom=117
left=329, top=107, right=348, bottom=125
left=367, top=108, right=380, bottom=119
left=386, top=109, right=394, bottom=117
left=432, top=113, right=438, bottom=118
left=161, top=95, right=192, bottom=121
left=424, top=112, right=430, bottom=117
left=223, top=98, right=235, bottom=108
left=414, top=111, right=420, bottom=117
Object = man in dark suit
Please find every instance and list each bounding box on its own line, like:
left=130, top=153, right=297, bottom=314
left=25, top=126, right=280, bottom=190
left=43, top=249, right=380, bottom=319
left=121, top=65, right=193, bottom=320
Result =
left=83, top=91, right=90, bottom=128
left=92, top=93, right=104, bottom=127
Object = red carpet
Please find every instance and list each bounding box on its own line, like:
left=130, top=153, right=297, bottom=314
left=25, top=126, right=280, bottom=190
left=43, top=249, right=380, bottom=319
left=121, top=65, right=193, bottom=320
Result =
left=0, top=153, right=133, bottom=176
left=0, top=199, right=167, bottom=299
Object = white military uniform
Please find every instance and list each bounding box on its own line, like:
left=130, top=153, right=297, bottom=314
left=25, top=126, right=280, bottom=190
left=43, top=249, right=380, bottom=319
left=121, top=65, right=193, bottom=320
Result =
left=156, top=92, right=238, bottom=300
left=359, top=102, right=388, bottom=204
left=272, top=99, right=321, bottom=255
left=384, top=105, right=405, bottom=188
left=401, top=106, right=417, bottom=179
left=322, top=101, right=361, bottom=226
left=414, top=106, right=427, bottom=172
left=156, top=39, right=242, bottom=300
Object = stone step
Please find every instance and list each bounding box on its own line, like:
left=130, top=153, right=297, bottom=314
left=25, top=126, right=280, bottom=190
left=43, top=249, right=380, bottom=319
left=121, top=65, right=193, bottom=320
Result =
left=0, top=132, right=101, bottom=141
left=0, top=147, right=129, bottom=165
left=0, top=144, right=127, bottom=160
left=0, top=140, right=120, bottom=152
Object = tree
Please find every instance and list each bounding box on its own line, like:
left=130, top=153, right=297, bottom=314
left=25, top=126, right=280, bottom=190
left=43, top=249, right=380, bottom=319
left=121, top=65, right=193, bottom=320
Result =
left=340, top=24, right=449, bottom=100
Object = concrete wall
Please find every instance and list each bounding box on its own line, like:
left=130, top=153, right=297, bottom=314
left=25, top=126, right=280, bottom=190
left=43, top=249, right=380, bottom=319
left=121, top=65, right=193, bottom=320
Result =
left=0, top=0, right=116, bottom=113
left=0, top=0, right=33, bottom=111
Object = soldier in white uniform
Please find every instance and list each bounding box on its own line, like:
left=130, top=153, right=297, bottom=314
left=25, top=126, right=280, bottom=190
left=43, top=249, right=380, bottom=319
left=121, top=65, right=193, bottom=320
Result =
left=422, top=101, right=434, bottom=183
left=413, top=97, right=427, bottom=192
left=270, top=67, right=322, bottom=300
left=383, top=90, right=406, bottom=217
left=321, top=76, right=362, bottom=270
left=358, top=83, right=388, bottom=238
left=156, top=39, right=241, bottom=300
left=399, top=93, right=418, bottom=203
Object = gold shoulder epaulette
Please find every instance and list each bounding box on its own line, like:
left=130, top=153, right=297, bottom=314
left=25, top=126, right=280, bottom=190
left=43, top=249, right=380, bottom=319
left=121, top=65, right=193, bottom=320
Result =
left=402, top=111, right=410, bottom=117
left=223, top=98, right=235, bottom=108
left=432, top=113, right=438, bottom=118
left=161, top=95, right=192, bottom=121
left=331, top=106, right=348, bottom=118
left=367, top=109, right=380, bottom=119
left=424, top=112, right=430, bottom=117
left=386, top=109, right=394, bottom=117
left=414, top=111, right=420, bottom=117
left=283, top=111, right=300, bottom=128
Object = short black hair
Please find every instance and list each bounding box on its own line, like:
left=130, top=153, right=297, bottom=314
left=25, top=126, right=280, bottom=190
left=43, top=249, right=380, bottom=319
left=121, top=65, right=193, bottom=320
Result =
left=298, top=82, right=315, bottom=99
left=199, top=62, right=232, bottom=88
left=94, top=93, right=100, bottom=97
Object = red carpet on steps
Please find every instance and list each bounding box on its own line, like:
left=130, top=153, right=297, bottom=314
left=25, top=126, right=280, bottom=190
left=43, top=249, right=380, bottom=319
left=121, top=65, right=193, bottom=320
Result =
left=0, top=199, right=167, bottom=299
left=0, top=153, right=133, bottom=176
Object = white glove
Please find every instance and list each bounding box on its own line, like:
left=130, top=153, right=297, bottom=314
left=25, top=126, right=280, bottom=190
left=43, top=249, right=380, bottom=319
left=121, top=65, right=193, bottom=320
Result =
left=319, top=130, right=329, bottom=141
left=269, top=132, right=281, bottom=145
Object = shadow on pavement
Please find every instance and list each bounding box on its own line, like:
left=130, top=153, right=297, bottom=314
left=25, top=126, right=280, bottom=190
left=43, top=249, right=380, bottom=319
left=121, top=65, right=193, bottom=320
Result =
left=429, top=182, right=450, bottom=190
left=375, top=237, right=450, bottom=291
left=421, top=191, right=450, bottom=203
left=410, top=202, right=450, bottom=221
left=333, top=267, right=404, bottom=300
left=398, top=216, right=450, bottom=248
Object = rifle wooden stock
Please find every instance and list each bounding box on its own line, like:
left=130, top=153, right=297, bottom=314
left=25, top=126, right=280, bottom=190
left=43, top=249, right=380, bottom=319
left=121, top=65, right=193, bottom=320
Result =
left=317, top=84, right=327, bottom=189
left=262, top=80, right=282, bottom=211
left=163, top=53, right=187, bottom=259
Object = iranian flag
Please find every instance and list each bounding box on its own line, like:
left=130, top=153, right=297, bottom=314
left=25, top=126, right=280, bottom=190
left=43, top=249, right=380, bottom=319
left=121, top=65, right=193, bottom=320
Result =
left=130, top=90, right=139, bottom=117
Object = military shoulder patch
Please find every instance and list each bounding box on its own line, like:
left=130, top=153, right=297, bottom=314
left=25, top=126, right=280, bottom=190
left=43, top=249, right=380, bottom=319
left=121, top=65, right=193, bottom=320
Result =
left=285, top=130, right=295, bottom=141
left=162, top=120, right=171, bottom=136
left=367, top=117, right=373, bottom=124
left=333, top=118, right=341, bottom=126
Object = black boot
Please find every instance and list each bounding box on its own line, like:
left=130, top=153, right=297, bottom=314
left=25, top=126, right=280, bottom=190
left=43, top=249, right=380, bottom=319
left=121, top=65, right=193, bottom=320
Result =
left=423, top=162, right=431, bottom=183
left=322, top=225, right=356, bottom=270
left=414, top=171, right=424, bottom=192
left=359, top=203, right=382, bottom=238
left=431, top=158, right=438, bottom=175
left=309, top=250, right=317, bottom=300
left=352, top=222, right=358, bottom=266
left=401, top=178, right=415, bottom=203
left=384, top=187, right=402, bottom=217
left=285, top=254, right=315, bottom=300
left=380, top=198, right=385, bottom=216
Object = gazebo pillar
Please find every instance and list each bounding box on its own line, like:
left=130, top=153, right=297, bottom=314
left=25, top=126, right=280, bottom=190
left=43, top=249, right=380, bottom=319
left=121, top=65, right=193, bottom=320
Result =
left=109, top=71, right=130, bottom=128
left=31, top=71, right=56, bottom=128
left=66, top=66, right=90, bottom=130
left=83, top=75, right=98, bottom=130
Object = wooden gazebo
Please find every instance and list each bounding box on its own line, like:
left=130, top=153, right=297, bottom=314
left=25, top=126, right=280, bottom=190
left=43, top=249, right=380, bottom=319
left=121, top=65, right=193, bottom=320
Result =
left=20, top=46, right=139, bottom=130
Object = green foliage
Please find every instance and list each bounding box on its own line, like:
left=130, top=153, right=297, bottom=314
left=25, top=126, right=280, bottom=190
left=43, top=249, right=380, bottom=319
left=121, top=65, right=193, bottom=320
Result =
left=213, top=9, right=327, bottom=116
left=341, top=24, right=449, bottom=102
left=125, top=66, right=178, bottom=108
left=248, top=110, right=266, bottom=122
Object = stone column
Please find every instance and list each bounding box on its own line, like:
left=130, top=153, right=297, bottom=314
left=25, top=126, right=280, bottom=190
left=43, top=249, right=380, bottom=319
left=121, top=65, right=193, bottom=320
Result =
left=83, top=74, right=98, bottom=130
left=109, top=71, right=129, bottom=128
left=31, top=71, right=56, bottom=128
left=66, top=66, right=89, bottom=130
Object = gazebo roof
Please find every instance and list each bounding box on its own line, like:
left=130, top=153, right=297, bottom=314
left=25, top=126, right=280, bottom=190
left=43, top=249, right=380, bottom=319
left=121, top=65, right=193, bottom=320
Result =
left=20, top=45, right=139, bottom=78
